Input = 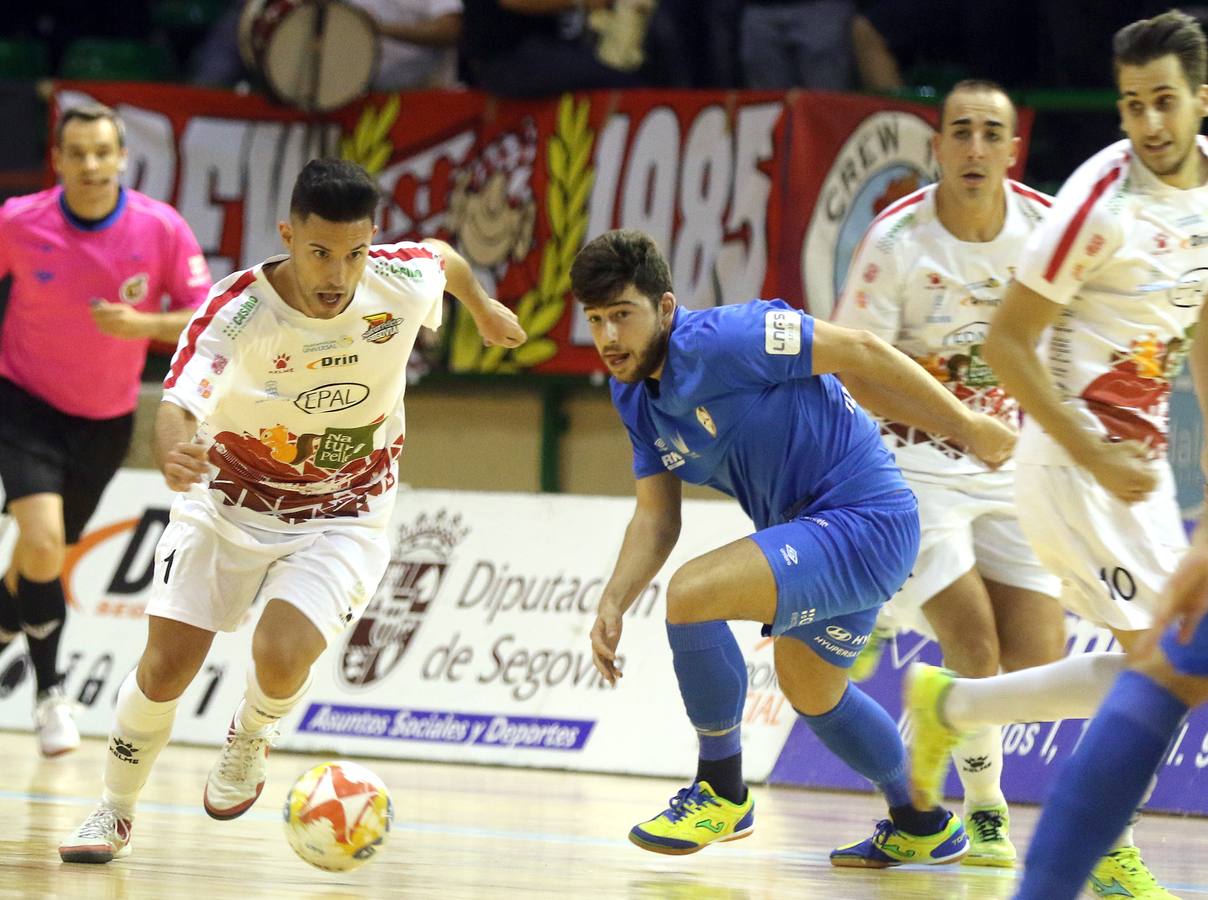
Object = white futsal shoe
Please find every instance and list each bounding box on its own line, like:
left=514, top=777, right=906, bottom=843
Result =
left=59, top=803, right=133, bottom=863
left=35, top=684, right=81, bottom=757
left=203, top=721, right=278, bottom=820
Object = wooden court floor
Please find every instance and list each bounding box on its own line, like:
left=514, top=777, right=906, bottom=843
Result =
left=1, top=732, right=1206, bottom=900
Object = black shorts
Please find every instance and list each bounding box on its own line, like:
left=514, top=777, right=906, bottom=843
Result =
left=0, top=377, right=134, bottom=544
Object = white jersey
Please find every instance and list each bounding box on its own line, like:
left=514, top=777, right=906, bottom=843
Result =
left=1015, top=137, right=1208, bottom=465
left=833, top=180, right=1051, bottom=475
left=163, top=242, right=445, bottom=532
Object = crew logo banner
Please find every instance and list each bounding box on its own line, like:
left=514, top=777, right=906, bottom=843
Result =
left=50, top=83, right=1031, bottom=377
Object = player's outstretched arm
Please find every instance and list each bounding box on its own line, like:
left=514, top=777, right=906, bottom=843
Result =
left=984, top=280, right=1157, bottom=503
left=811, top=318, right=1016, bottom=468
left=421, top=238, right=526, bottom=348
left=154, top=401, right=208, bottom=493
left=591, top=472, right=683, bottom=685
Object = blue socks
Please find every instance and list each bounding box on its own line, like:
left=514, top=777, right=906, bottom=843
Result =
left=667, top=621, right=748, bottom=803
left=1016, top=670, right=1188, bottom=900
left=798, top=682, right=911, bottom=808
left=666, top=620, right=748, bottom=732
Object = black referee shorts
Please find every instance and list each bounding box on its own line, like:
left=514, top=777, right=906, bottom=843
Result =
left=0, top=377, right=134, bottom=544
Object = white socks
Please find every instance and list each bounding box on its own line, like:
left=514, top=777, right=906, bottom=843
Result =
left=102, top=671, right=179, bottom=817
left=954, top=725, right=1006, bottom=810
left=235, top=666, right=312, bottom=734
left=943, top=652, right=1125, bottom=731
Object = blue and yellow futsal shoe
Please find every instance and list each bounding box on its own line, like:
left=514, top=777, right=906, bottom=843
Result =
left=830, top=811, right=969, bottom=868
left=629, top=781, right=754, bottom=855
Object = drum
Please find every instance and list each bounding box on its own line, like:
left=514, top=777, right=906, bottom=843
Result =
left=239, top=0, right=378, bottom=112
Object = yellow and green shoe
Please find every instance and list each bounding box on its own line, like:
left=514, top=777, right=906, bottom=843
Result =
left=963, top=803, right=1016, bottom=868
left=905, top=663, right=965, bottom=808
left=628, top=781, right=754, bottom=855
left=830, top=811, right=969, bottom=868
left=1088, top=846, right=1180, bottom=899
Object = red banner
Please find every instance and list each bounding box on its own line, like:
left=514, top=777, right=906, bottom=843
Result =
left=53, top=83, right=1031, bottom=377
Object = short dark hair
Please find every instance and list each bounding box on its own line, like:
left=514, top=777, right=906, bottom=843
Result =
left=290, top=158, right=380, bottom=223
left=56, top=103, right=125, bottom=148
left=1113, top=10, right=1207, bottom=89
left=939, top=79, right=1016, bottom=133
left=570, top=230, right=673, bottom=307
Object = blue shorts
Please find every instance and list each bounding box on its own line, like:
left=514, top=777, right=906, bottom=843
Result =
left=751, top=490, right=920, bottom=667
left=1160, top=614, right=1208, bottom=676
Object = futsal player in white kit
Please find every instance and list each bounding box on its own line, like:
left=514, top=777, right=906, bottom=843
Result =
left=908, top=11, right=1208, bottom=897
left=833, top=79, right=1064, bottom=868
left=58, top=158, right=525, bottom=863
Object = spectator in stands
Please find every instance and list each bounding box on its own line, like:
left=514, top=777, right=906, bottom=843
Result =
left=353, top=0, right=464, bottom=90
left=461, top=0, right=647, bottom=97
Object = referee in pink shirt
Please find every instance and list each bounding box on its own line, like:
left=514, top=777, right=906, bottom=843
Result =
left=0, top=103, right=210, bottom=756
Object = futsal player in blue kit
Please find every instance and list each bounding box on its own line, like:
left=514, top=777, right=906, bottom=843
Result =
left=571, top=229, right=1017, bottom=864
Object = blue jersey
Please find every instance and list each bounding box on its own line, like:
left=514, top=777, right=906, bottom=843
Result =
left=611, top=300, right=906, bottom=530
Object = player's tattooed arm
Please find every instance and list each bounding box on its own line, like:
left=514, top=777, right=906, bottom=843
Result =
left=154, top=401, right=208, bottom=493
left=812, top=318, right=1015, bottom=467
left=420, top=238, right=526, bottom=348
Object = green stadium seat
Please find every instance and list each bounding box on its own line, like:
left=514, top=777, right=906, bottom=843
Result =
left=152, top=0, right=228, bottom=32
left=60, top=38, right=177, bottom=82
left=0, top=37, right=50, bottom=79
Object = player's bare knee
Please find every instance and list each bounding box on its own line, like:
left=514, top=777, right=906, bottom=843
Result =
left=252, top=638, right=316, bottom=693
left=136, top=650, right=196, bottom=702
left=775, top=640, right=847, bottom=715
left=664, top=567, right=704, bottom=624
left=940, top=633, right=1000, bottom=678
left=14, top=531, right=66, bottom=579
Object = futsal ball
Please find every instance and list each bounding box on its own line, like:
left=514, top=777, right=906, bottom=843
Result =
left=282, top=760, right=393, bottom=872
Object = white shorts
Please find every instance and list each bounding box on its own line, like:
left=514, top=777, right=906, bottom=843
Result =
left=880, top=469, right=1061, bottom=636
left=1015, top=461, right=1188, bottom=632
left=146, top=496, right=391, bottom=645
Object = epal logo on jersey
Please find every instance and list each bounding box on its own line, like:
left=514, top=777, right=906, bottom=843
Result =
left=1171, top=267, right=1208, bottom=308
left=803, top=111, right=938, bottom=319
left=362, top=312, right=404, bottom=344
left=338, top=510, right=468, bottom=689
left=294, top=383, right=370, bottom=413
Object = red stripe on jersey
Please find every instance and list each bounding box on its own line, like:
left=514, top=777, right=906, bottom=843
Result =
left=1009, top=181, right=1052, bottom=207
left=370, top=245, right=437, bottom=262
left=1041, top=165, right=1123, bottom=282
left=164, top=270, right=257, bottom=389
